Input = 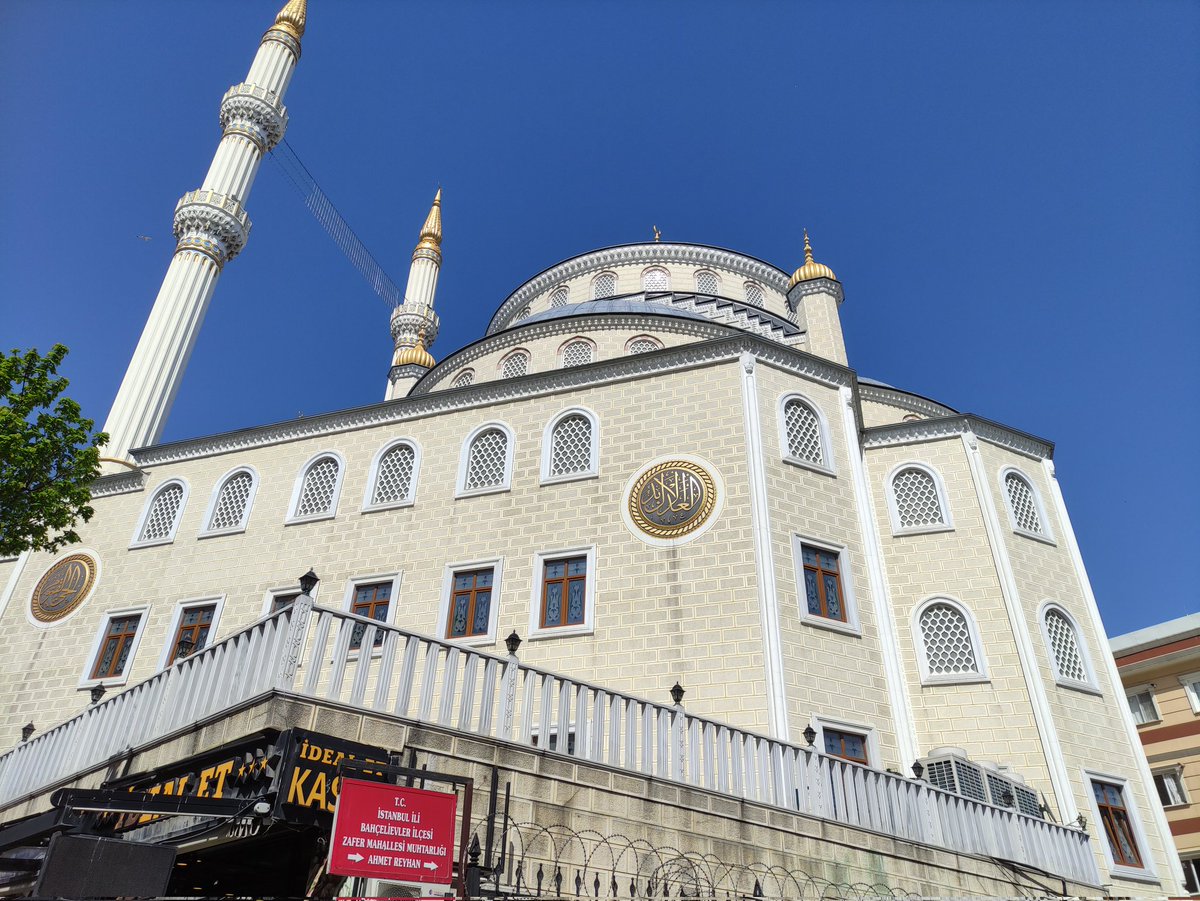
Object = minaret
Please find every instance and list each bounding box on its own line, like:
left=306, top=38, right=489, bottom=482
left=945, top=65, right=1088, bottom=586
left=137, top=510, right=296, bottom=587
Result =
left=101, top=0, right=307, bottom=469
left=786, top=230, right=847, bottom=366
left=385, top=190, right=443, bottom=400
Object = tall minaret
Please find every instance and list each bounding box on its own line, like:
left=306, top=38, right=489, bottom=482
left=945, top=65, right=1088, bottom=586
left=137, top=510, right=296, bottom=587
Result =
left=101, top=1, right=307, bottom=468
left=385, top=190, right=443, bottom=400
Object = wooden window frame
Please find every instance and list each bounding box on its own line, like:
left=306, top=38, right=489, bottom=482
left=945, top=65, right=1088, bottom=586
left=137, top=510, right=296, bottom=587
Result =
left=528, top=546, right=597, bottom=640
left=540, top=556, right=588, bottom=629
left=89, top=614, right=143, bottom=681
left=348, top=580, right=392, bottom=651
left=167, top=603, right=216, bottom=665
left=446, top=567, right=495, bottom=640
left=823, top=727, right=869, bottom=764
left=1092, top=779, right=1144, bottom=869
left=801, top=544, right=845, bottom=622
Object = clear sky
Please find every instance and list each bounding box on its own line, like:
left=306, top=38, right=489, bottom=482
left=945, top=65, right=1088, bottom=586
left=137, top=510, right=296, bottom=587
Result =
left=2, top=1, right=1196, bottom=636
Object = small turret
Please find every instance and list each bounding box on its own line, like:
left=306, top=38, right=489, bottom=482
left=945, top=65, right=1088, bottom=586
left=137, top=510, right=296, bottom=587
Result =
left=785, top=230, right=847, bottom=366
left=386, top=190, right=443, bottom=400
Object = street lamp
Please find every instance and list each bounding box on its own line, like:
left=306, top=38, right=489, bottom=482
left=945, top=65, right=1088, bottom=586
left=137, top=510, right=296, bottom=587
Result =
left=669, top=682, right=685, bottom=705
left=505, top=631, right=522, bottom=656
left=911, top=760, right=924, bottom=781
left=802, top=725, right=816, bottom=747
left=299, top=569, right=319, bottom=596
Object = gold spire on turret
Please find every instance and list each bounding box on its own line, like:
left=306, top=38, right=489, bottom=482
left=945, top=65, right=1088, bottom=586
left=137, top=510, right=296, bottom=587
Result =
left=412, top=188, right=442, bottom=262
left=787, top=228, right=837, bottom=289
left=272, top=0, right=307, bottom=40
left=393, top=328, right=436, bottom=369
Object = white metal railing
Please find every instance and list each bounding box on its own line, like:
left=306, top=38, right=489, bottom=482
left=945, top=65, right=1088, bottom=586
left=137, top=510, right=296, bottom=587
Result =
left=0, top=599, right=1099, bottom=885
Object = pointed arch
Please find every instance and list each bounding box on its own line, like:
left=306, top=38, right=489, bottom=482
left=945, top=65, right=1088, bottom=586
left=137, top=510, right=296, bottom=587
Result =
left=286, top=451, right=346, bottom=523
left=131, top=478, right=189, bottom=547
left=541, top=406, right=600, bottom=484
left=201, top=466, right=259, bottom=536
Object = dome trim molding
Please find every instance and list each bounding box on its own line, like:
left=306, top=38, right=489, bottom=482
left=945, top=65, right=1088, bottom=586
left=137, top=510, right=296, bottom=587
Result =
left=487, top=243, right=791, bottom=335
left=863, top=416, right=1053, bottom=460
left=90, top=470, right=146, bottom=498
left=858, top=384, right=958, bottom=420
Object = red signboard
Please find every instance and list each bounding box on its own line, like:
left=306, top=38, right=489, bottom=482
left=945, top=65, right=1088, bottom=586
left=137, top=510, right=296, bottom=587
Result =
left=329, top=779, right=458, bottom=884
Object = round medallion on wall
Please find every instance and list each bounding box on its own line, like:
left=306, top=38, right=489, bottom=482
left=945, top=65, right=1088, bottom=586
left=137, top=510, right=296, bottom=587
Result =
left=623, top=455, right=724, bottom=546
left=30, top=553, right=98, bottom=624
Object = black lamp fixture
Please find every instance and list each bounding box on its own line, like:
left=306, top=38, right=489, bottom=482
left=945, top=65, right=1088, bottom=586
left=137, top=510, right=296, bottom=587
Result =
left=21, top=723, right=34, bottom=743
left=505, top=631, right=522, bottom=656
left=911, top=760, right=924, bottom=781
left=176, top=636, right=196, bottom=660
left=802, top=725, right=816, bottom=747
left=1074, top=812, right=1087, bottom=831
left=299, top=568, right=319, bottom=596
left=669, top=682, right=685, bottom=705
left=89, top=685, right=106, bottom=705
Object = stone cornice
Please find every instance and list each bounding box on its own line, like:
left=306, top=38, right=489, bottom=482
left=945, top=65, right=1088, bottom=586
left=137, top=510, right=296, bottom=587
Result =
left=90, top=470, right=146, bottom=498
left=863, top=415, right=1054, bottom=460
left=786, top=277, right=844, bottom=307
left=487, top=244, right=791, bottom=335
left=131, top=335, right=854, bottom=467
left=859, top=384, right=958, bottom=420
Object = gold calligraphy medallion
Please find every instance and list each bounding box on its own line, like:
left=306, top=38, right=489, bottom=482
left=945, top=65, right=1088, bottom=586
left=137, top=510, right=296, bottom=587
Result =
left=628, top=460, right=717, bottom=539
left=31, top=553, right=98, bottom=623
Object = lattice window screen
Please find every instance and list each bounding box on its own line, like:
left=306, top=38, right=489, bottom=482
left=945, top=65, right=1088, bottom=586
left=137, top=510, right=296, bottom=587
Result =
left=452, top=370, right=475, bottom=388
left=296, top=457, right=339, bottom=517
left=501, top=353, right=528, bottom=378
left=628, top=338, right=660, bottom=355
left=208, top=472, right=252, bottom=531
left=516, top=306, right=531, bottom=321
left=550, top=286, right=570, bottom=308
left=1005, top=473, right=1043, bottom=534
left=643, top=268, right=669, bottom=291
left=561, top=342, right=592, bottom=368
left=550, top=415, right=593, bottom=476
left=893, top=468, right=945, bottom=529
left=1045, top=609, right=1088, bottom=683
left=140, top=484, right=184, bottom=542
left=695, top=270, right=719, bottom=294
left=372, top=444, right=416, bottom=506
left=784, top=399, right=824, bottom=465
left=744, top=283, right=765, bottom=307
left=593, top=273, right=617, bottom=298
left=465, top=429, right=508, bottom=491
left=919, top=603, right=978, bottom=675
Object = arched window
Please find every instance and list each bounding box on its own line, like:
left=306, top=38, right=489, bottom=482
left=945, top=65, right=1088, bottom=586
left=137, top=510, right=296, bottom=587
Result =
left=915, top=599, right=985, bottom=682
left=642, top=267, right=669, bottom=292
left=592, top=272, right=617, bottom=299
left=500, top=351, right=529, bottom=378
left=1042, top=604, right=1093, bottom=688
left=543, top=409, right=598, bottom=482
left=289, top=453, right=343, bottom=521
left=627, top=336, right=662, bottom=355
left=695, top=270, right=720, bottom=295
left=515, top=306, right=531, bottom=321
left=365, top=441, right=418, bottom=509
left=203, top=468, right=257, bottom=534
left=780, top=395, right=829, bottom=470
left=133, top=480, right=187, bottom=546
left=452, top=369, right=475, bottom=388
left=460, top=424, right=513, bottom=495
left=561, top=340, right=593, bottom=368
left=744, top=282, right=765, bottom=307
left=550, top=286, right=570, bottom=308
left=890, top=465, right=949, bottom=532
left=1004, top=470, right=1048, bottom=538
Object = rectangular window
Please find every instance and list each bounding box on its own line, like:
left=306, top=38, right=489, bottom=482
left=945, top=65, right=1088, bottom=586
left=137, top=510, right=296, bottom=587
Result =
left=540, top=556, right=588, bottom=629
left=349, top=581, right=391, bottom=650
left=168, top=603, right=215, bottom=665
left=270, top=591, right=300, bottom=614
left=823, top=728, right=868, bottom=764
left=1153, top=769, right=1188, bottom=807
left=1181, top=673, right=1200, bottom=715
left=1126, top=689, right=1159, bottom=725
left=447, top=568, right=494, bottom=638
left=1092, top=779, right=1144, bottom=868
left=801, top=544, right=845, bottom=622
left=91, top=614, right=142, bottom=680
left=1181, top=856, right=1199, bottom=894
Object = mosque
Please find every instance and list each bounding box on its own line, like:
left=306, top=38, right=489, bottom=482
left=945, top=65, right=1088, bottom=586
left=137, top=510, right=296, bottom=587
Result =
left=0, top=1, right=1183, bottom=896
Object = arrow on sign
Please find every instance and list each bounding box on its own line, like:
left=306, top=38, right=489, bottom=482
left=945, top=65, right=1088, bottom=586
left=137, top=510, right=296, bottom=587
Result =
left=348, top=853, right=364, bottom=863
left=424, top=861, right=438, bottom=871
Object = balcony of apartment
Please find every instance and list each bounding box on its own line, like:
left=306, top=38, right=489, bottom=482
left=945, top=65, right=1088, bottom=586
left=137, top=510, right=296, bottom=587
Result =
left=0, top=597, right=1101, bottom=889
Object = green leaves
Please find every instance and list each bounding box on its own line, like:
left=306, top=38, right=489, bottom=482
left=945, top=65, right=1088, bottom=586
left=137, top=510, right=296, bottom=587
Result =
left=0, top=345, right=108, bottom=558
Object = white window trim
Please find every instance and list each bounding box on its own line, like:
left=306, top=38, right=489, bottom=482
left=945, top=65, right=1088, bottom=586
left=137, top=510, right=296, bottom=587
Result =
left=641, top=266, right=671, bottom=292
left=1152, top=765, right=1189, bottom=808
left=911, top=595, right=990, bottom=685
left=885, top=461, right=954, bottom=536
left=791, top=534, right=861, bottom=637
left=451, top=368, right=475, bottom=389
left=1125, top=683, right=1161, bottom=726
left=456, top=422, right=516, bottom=498
left=340, top=571, right=404, bottom=658
left=694, top=269, right=721, bottom=294
left=436, top=557, right=504, bottom=647
left=777, top=392, right=836, bottom=476
left=130, top=478, right=189, bottom=548
left=199, top=466, right=259, bottom=538
left=1039, top=601, right=1101, bottom=695
left=999, top=466, right=1056, bottom=545
left=809, top=714, right=880, bottom=769
left=361, top=438, right=422, bottom=512
left=625, top=334, right=663, bottom=354
left=260, top=580, right=319, bottom=619
left=285, top=450, right=347, bottom=525
left=549, top=284, right=570, bottom=307
left=591, top=271, right=618, bottom=299
left=528, top=545, right=597, bottom=640
left=156, top=594, right=226, bottom=671
left=78, top=605, right=150, bottom=689
left=1082, top=767, right=1159, bottom=884
left=1179, top=671, right=1200, bottom=715
left=540, top=406, right=600, bottom=485
left=498, top=349, right=531, bottom=379
left=557, top=336, right=596, bottom=369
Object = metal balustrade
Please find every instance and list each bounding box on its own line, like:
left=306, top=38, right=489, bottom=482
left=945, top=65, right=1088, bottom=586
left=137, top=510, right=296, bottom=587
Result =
left=0, top=599, right=1100, bottom=885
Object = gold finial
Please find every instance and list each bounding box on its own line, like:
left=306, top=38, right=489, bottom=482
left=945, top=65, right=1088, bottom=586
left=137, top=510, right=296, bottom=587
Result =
left=393, top=328, right=436, bottom=369
left=272, top=0, right=307, bottom=40
left=788, top=228, right=837, bottom=289
left=413, top=188, right=442, bottom=262
left=653, top=225, right=661, bottom=243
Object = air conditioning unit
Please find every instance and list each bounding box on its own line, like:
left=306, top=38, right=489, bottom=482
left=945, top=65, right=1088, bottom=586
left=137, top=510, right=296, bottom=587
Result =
left=920, top=747, right=1043, bottom=819
left=363, top=879, right=421, bottom=898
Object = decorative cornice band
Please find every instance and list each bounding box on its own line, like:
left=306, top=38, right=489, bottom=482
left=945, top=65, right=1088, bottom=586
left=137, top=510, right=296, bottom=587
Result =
left=173, top=189, right=251, bottom=265
left=390, top=307, right=440, bottom=346
left=90, top=470, right=145, bottom=498
left=411, top=246, right=441, bottom=265
left=786, top=277, right=844, bottom=307
left=131, top=335, right=854, bottom=467
left=488, top=244, right=791, bottom=335
left=859, top=384, right=958, bottom=420
left=261, top=28, right=301, bottom=60
left=863, top=414, right=1054, bottom=460
left=388, top=363, right=431, bottom=383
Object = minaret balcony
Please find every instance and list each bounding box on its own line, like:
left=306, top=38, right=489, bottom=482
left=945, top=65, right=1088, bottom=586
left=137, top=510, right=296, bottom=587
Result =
left=172, top=190, right=252, bottom=267
left=219, top=83, right=288, bottom=153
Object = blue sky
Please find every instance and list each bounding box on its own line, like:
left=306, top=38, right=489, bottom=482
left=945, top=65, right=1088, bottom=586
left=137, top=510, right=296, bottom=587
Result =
left=2, top=1, right=1196, bottom=636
